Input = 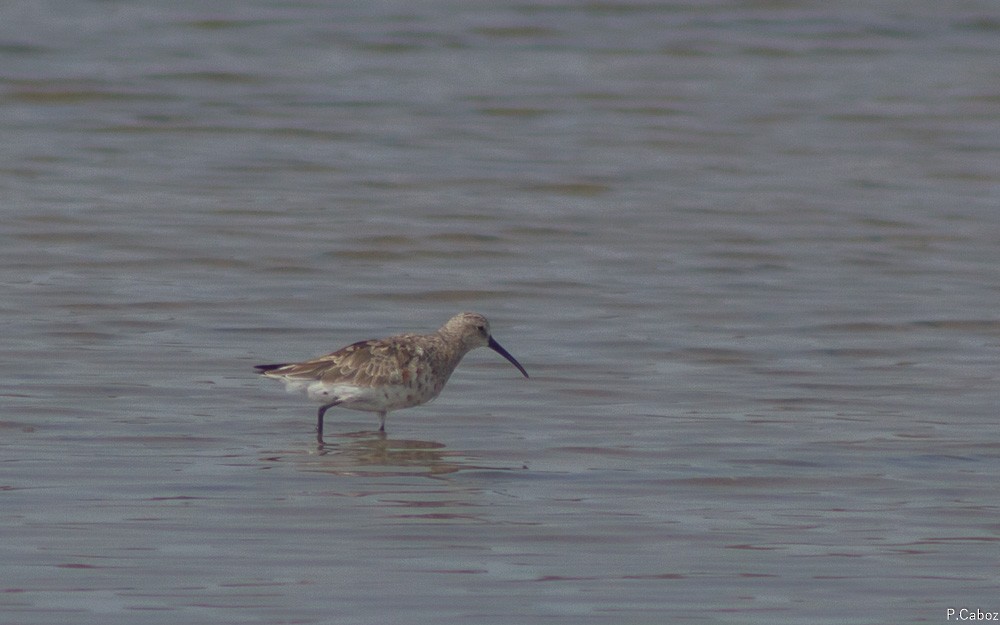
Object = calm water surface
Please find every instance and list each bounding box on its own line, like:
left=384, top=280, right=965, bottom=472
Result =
left=2, top=1, right=999, bottom=623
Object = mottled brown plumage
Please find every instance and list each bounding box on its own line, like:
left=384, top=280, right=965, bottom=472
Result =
left=255, top=312, right=528, bottom=441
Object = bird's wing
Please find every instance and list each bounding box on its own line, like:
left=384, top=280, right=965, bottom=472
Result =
left=265, top=337, right=424, bottom=388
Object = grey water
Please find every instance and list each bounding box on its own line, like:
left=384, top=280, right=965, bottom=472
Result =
left=2, top=1, right=999, bottom=623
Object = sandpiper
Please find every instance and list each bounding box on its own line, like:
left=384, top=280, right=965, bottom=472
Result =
left=255, top=312, right=529, bottom=441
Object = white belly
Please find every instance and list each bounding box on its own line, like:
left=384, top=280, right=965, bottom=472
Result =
left=300, top=380, right=440, bottom=413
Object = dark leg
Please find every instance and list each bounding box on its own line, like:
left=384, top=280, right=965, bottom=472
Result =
left=377, top=411, right=387, bottom=432
left=317, top=402, right=340, bottom=443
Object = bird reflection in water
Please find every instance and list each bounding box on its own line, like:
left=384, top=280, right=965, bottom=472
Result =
left=262, top=430, right=465, bottom=477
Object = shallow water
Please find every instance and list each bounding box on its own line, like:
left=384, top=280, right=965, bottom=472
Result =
left=2, top=1, right=999, bottom=623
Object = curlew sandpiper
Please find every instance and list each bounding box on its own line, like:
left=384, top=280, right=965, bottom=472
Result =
left=255, top=312, right=528, bottom=442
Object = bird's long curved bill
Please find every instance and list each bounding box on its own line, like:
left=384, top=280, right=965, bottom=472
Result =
left=488, top=336, right=529, bottom=378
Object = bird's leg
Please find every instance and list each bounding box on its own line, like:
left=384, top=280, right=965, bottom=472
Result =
left=377, top=411, right=387, bottom=433
left=317, top=402, right=340, bottom=443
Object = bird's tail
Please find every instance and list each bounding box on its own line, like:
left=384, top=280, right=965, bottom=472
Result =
left=254, top=363, right=289, bottom=374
